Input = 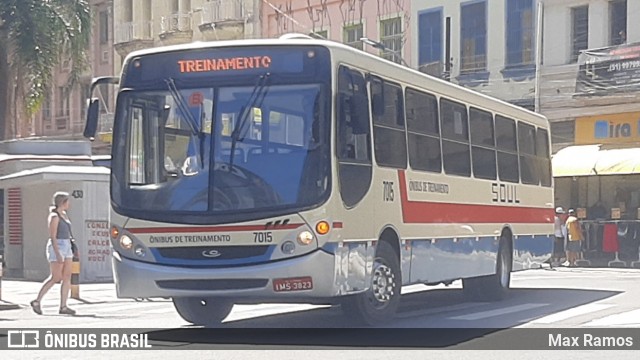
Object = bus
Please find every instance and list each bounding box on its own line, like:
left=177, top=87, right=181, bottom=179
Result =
left=84, top=34, right=554, bottom=326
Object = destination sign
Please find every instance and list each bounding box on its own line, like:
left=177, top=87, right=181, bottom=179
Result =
left=177, top=56, right=272, bottom=73
left=122, top=46, right=327, bottom=88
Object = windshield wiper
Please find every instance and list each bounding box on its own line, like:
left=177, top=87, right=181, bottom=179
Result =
left=165, top=78, right=206, bottom=170
left=228, top=73, right=271, bottom=170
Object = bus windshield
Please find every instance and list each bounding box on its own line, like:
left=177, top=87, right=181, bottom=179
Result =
left=111, top=81, right=330, bottom=220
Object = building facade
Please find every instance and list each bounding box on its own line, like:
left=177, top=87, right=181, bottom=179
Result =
left=113, top=0, right=261, bottom=61
left=411, top=0, right=539, bottom=111
left=261, top=0, right=412, bottom=66
left=19, top=0, right=116, bottom=155
left=538, top=0, right=640, bottom=151
left=411, top=0, right=640, bottom=152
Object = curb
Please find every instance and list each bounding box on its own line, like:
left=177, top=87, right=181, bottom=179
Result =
left=0, top=302, right=21, bottom=311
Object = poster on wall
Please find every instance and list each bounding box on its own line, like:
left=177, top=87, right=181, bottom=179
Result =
left=575, top=42, right=640, bottom=96
left=83, top=220, right=113, bottom=283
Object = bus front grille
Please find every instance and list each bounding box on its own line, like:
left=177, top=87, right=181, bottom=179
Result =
left=156, top=279, right=269, bottom=291
left=155, top=245, right=271, bottom=261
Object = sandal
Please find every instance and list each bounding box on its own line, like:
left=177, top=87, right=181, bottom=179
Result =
left=30, top=300, right=42, bottom=315
left=59, top=306, right=76, bottom=315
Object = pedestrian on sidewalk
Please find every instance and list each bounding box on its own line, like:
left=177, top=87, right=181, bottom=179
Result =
left=565, top=208, right=584, bottom=267
left=552, top=206, right=567, bottom=266
left=30, top=192, right=76, bottom=315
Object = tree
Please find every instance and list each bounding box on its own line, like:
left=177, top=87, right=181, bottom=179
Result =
left=0, top=0, right=91, bottom=140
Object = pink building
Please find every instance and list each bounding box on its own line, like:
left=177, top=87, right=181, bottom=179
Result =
left=261, top=0, right=412, bottom=66
left=24, top=0, right=114, bottom=154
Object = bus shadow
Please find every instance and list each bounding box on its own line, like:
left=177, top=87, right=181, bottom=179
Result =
left=145, top=287, right=621, bottom=348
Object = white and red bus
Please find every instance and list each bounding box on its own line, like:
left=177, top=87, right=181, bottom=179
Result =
left=84, top=34, right=554, bottom=326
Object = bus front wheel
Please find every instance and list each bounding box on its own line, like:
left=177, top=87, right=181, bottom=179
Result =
left=463, top=237, right=512, bottom=301
left=341, top=241, right=401, bottom=326
left=172, top=297, right=234, bottom=326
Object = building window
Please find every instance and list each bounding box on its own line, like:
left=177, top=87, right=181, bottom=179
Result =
left=610, top=0, right=627, bottom=45
left=418, top=10, right=442, bottom=69
left=42, top=91, right=52, bottom=120
left=460, top=1, right=487, bottom=73
left=343, top=24, right=364, bottom=50
left=99, top=10, right=109, bottom=44
left=571, top=6, right=589, bottom=63
left=506, top=0, right=534, bottom=67
left=380, top=17, right=403, bottom=64
left=57, top=86, right=69, bottom=118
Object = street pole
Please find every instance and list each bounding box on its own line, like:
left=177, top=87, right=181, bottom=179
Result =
left=534, top=1, right=544, bottom=113
left=445, top=17, right=451, bottom=81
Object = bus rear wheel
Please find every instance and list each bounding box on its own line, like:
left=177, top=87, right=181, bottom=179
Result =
left=172, top=297, right=234, bottom=326
left=463, top=237, right=512, bottom=301
left=341, top=241, right=401, bottom=326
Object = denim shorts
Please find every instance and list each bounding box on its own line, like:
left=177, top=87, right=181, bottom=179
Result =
left=566, top=240, right=582, bottom=253
left=46, top=239, right=73, bottom=262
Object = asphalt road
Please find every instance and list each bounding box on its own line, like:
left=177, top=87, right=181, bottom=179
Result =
left=1, top=266, right=640, bottom=358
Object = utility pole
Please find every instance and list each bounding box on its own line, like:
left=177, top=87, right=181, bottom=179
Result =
left=444, top=17, right=451, bottom=81
left=534, top=2, right=544, bottom=113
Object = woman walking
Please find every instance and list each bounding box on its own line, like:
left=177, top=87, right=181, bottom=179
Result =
left=30, top=191, right=76, bottom=315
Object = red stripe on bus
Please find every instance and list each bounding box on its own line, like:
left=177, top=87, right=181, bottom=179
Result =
left=332, top=222, right=343, bottom=229
left=397, top=170, right=553, bottom=224
left=127, top=223, right=305, bottom=234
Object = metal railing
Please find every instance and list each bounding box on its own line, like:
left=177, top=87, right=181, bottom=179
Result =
left=161, top=12, right=192, bottom=33
left=115, top=21, right=153, bottom=44
left=201, top=0, right=244, bottom=24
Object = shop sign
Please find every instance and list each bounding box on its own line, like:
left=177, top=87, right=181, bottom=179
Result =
left=611, top=208, right=621, bottom=219
left=575, top=112, right=640, bottom=145
left=577, top=208, right=587, bottom=219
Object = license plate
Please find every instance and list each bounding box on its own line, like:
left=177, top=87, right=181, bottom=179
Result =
left=273, top=276, right=313, bottom=292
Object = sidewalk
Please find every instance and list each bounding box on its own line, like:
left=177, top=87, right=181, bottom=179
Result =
left=0, top=279, right=119, bottom=311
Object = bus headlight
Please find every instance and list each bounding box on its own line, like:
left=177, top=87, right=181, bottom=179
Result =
left=297, top=231, right=314, bottom=245
left=120, top=235, right=133, bottom=250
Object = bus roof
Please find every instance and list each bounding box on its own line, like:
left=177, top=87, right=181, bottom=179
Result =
left=123, top=35, right=548, bottom=128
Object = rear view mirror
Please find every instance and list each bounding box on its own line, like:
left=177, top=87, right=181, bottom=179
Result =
left=84, top=98, right=100, bottom=140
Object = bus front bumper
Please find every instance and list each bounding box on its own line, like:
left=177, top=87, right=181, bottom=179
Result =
left=111, top=249, right=342, bottom=300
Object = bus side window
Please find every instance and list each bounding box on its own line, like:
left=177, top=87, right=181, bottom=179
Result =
left=469, top=107, right=496, bottom=180
left=336, top=65, right=373, bottom=208
left=495, top=115, right=520, bottom=183
left=440, top=98, right=470, bottom=177
left=337, top=67, right=371, bottom=162
left=518, top=122, right=538, bottom=185
left=536, top=128, right=552, bottom=187
left=405, top=87, right=441, bottom=173
left=371, top=76, right=407, bottom=169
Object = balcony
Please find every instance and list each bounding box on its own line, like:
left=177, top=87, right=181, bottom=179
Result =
left=114, top=21, right=154, bottom=57
left=199, top=0, right=246, bottom=41
left=159, top=12, right=193, bottom=45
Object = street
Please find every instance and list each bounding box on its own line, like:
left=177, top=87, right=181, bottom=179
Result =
left=2, top=267, right=640, bottom=329
left=1, top=266, right=640, bottom=357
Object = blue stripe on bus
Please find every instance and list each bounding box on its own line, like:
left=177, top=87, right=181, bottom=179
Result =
left=514, top=234, right=554, bottom=257
left=149, top=245, right=277, bottom=266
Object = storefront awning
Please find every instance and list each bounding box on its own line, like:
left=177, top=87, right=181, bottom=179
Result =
left=553, top=145, right=640, bottom=177
left=0, top=165, right=110, bottom=188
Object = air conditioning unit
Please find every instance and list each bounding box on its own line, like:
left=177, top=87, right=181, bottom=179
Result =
left=419, top=61, right=443, bottom=78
